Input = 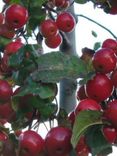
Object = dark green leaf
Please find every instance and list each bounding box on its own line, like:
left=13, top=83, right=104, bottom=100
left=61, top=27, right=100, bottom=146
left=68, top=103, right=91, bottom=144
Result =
left=8, top=46, right=25, bottom=68
left=75, top=0, right=87, bottom=4
left=32, top=52, right=87, bottom=83
left=71, top=110, right=103, bottom=148
left=93, top=42, right=101, bottom=51
left=91, top=30, right=98, bottom=37
left=38, top=103, right=57, bottom=120
left=14, top=82, right=57, bottom=99
left=28, top=7, right=46, bottom=30
left=10, top=0, right=21, bottom=4
left=85, top=126, right=112, bottom=156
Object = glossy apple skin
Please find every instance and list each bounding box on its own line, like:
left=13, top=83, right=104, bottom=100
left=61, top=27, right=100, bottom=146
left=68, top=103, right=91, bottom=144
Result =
left=77, top=85, right=88, bottom=100
left=19, top=130, right=44, bottom=156
left=5, top=4, right=28, bottom=29
left=92, top=48, right=116, bottom=74
left=45, top=33, right=62, bottom=48
left=4, top=40, right=23, bottom=56
left=0, top=80, right=13, bottom=103
left=56, top=12, right=76, bottom=32
left=102, top=38, right=117, bottom=55
left=74, top=98, right=101, bottom=115
left=103, top=100, right=117, bottom=128
left=103, top=126, right=117, bottom=144
left=86, top=73, right=113, bottom=102
left=40, top=19, right=58, bottom=38
left=45, top=126, right=72, bottom=156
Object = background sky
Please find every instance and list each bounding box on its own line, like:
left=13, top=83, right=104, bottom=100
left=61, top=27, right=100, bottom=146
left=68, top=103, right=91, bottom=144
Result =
left=0, top=1, right=117, bottom=155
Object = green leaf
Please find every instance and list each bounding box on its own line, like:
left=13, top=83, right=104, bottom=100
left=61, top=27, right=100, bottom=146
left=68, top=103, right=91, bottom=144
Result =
left=75, top=0, right=87, bottom=4
left=71, top=110, right=103, bottom=148
left=28, top=6, right=46, bottom=30
left=38, top=103, right=57, bottom=120
left=93, top=42, right=101, bottom=51
left=8, top=46, right=25, bottom=68
left=32, top=52, right=87, bottom=83
left=85, top=126, right=112, bottom=156
left=14, top=82, right=57, bottom=99
left=91, top=30, right=98, bottom=37
left=10, top=0, right=21, bottom=4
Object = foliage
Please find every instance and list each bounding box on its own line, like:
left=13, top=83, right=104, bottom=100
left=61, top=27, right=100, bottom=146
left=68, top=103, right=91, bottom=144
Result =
left=0, top=0, right=116, bottom=155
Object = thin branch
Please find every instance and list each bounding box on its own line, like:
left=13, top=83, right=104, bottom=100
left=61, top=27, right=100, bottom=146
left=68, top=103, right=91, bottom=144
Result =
left=76, top=14, right=117, bottom=40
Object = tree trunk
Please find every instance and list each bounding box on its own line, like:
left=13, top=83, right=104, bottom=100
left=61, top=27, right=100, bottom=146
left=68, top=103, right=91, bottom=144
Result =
left=59, top=1, right=77, bottom=114
left=59, top=2, right=77, bottom=156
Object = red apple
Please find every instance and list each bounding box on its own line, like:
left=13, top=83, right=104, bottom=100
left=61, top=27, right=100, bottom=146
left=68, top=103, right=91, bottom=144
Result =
left=40, top=19, right=58, bottom=38
left=56, top=12, right=76, bottom=32
left=92, top=48, right=117, bottom=74
left=74, top=98, right=101, bottom=115
left=103, top=126, right=117, bottom=143
left=86, top=73, right=113, bottom=102
left=45, top=126, right=72, bottom=156
left=19, top=130, right=44, bottom=156
left=103, top=100, right=117, bottom=128
left=102, top=38, right=117, bottom=55
left=5, top=4, right=28, bottom=29
left=45, top=33, right=62, bottom=48
left=4, top=40, right=23, bottom=55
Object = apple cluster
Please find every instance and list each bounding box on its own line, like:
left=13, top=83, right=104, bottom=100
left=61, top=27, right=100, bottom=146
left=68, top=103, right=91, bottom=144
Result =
left=39, top=11, right=76, bottom=49
left=68, top=38, right=117, bottom=154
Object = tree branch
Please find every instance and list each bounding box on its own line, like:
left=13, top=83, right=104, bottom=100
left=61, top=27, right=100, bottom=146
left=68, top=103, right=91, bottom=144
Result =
left=76, top=14, right=117, bottom=40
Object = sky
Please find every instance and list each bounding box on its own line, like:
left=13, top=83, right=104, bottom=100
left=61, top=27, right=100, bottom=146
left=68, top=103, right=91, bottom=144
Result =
left=0, top=1, right=117, bottom=155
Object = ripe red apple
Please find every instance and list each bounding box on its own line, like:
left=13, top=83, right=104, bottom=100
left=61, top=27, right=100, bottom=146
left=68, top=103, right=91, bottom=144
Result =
left=4, top=40, right=23, bottom=55
left=103, top=100, right=117, bottom=128
left=5, top=4, right=28, bottom=29
left=45, top=33, right=62, bottom=48
left=45, top=126, right=72, bottom=156
left=92, top=48, right=116, bottom=74
left=102, top=38, right=117, bottom=55
left=19, top=130, right=44, bottom=156
left=102, top=126, right=117, bottom=143
left=0, top=79, right=13, bottom=103
left=76, top=85, right=88, bottom=100
left=75, top=136, right=90, bottom=156
left=86, top=73, right=113, bottom=102
left=40, top=19, right=58, bottom=38
left=56, top=12, right=76, bottom=32
left=74, top=98, right=101, bottom=115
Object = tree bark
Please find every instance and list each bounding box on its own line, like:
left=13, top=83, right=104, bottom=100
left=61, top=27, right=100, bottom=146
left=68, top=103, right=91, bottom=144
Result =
left=59, top=1, right=77, bottom=114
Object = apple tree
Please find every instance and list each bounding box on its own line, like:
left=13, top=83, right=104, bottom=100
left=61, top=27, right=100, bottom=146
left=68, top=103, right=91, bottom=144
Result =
left=0, top=0, right=117, bottom=155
